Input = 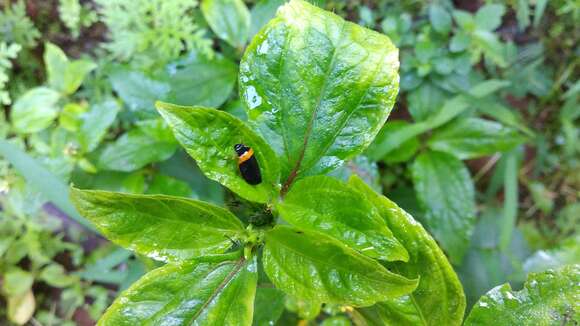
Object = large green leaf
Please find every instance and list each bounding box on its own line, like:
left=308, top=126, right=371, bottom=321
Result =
left=465, top=264, right=579, bottom=325
left=278, top=176, right=408, bottom=262
left=412, top=151, right=476, bottom=264
left=165, top=53, right=238, bottom=108
left=350, top=176, right=466, bottom=326
left=428, top=118, right=525, bottom=159
left=99, top=255, right=258, bottom=326
left=11, top=87, right=61, bottom=134
left=263, top=226, right=418, bottom=307
left=70, top=188, right=244, bottom=263
left=239, top=0, right=399, bottom=188
left=98, top=120, right=177, bottom=172
left=156, top=102, right=280, bottom=204
left=201, top=0, right=250, bottom=49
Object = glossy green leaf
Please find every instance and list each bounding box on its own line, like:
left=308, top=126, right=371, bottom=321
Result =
left=201, top=0, right=250, bottom=49
left=156, top=102, right=280, bottom=204
left=278, top=176, right=408, bottom=262
left=428, top=118, right=525, bottom=159
left=70, top=188, right=244, bottom=263
left=78, top=99, right=120, bottom=152
left=350, top=176, right=466, bottom=326
left=44, top=42, right=96, bottom=95
left=252, top=287, right=285, bottom=326
left=100, top=255, right=258, bottom=326
left=465, top=264, right=580, bottom=325
left=263, top=226, right=418, bottom=307
left=412, top=151, right=476, bottom=264
left=11, top=87, right=61, bottom=134
left=240, top=0, right=399, bottom=186
left=165, top=53, right=238, bottom=108
left=98, top=121, right=177, bottom=172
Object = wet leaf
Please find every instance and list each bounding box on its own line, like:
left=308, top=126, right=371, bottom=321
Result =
left=157, top=102, right=280, bottom=203
left=262, top=226, right=418, bottom=306
left=350, top=176, right=466, bottom=325
left=465, top=264, right=580, bottom=325
left=412, top=151, right=476, bottom=264
left=278, top=176, right=408, bottom=262
left=100, top=255, right=258, bottom=326
left=240, top=0, right=399, bottom=186
left=70, top=188, right=244, bottom=263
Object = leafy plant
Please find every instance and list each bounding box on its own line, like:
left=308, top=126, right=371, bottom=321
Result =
left=69, top=1, right=468, bottom=324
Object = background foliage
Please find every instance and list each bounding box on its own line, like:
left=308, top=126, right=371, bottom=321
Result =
left=0, top=0, right=578, bottom=325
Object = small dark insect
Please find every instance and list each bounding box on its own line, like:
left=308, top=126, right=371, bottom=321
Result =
left=234, top=144, right=262, bottom=185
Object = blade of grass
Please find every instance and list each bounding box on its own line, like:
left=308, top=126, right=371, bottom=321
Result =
left=499, top=150, right=519, bottom=250
left=0, top=139, right=95, bottom=231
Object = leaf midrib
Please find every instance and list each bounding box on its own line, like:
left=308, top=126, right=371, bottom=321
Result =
left=281, top=19, right=347, bottom=192
left=187, top=258, right=247, bottom=325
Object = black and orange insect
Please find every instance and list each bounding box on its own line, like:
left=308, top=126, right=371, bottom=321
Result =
left=234, top=144, right=262, bottom=185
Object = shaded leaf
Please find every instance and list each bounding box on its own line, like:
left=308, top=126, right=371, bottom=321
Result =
left=428, top=118, right=525, bottom=159
left=165, top=53, right=238, bottom=108
left=78, top=99, right=120, bottom=152
left=249, top=0, right=286, bottom=37
left=278, top=176, right=408, bottom=262
left=252, top=287, right=286, bottom=326
left=70, top=188, right=244, bottom=263
left=100, top=255, right=258, bottom=326
left=240, top=0, right=399, bottom=185
left=109, top=68, right=170, bottom=117
left=157, top=102, right=280, bottom=203
left=412, top=151, right=476, bottom=263
left=263, top=225, right=418, bottom=306
left=429, top=4, right=452, bottom=34
left=350, top=176, right=466, bottom=326
left=201, top=0, right=250, bottom=48
left=367, top=120, right=420, bottom=163
left=98, top=121, right=177, bottom=172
